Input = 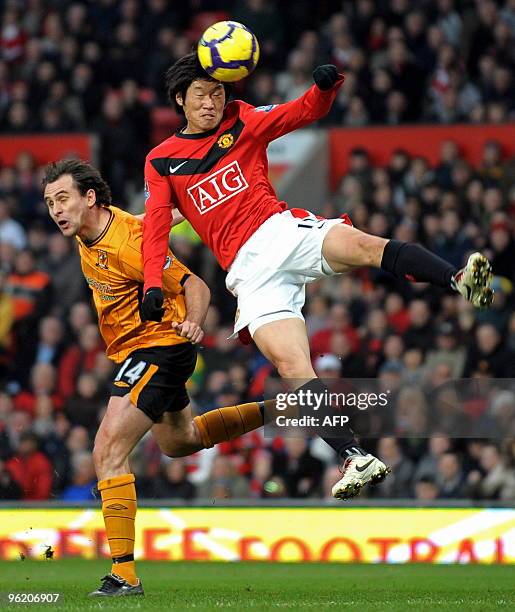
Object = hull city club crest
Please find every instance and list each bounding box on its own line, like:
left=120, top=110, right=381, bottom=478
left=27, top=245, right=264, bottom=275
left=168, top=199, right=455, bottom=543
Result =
left=96, top=250, right=109, bottom=270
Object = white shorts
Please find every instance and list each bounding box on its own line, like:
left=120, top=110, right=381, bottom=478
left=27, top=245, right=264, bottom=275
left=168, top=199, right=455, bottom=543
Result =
left=226, top=209, right=352, bottom=338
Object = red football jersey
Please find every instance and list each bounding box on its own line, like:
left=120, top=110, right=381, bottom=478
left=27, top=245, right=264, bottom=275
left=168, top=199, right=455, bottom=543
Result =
left=143, top=79, right=344, bottom=291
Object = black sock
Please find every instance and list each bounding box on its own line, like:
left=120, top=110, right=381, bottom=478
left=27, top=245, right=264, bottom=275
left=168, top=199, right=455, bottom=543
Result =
left=297, top=379, right=367, bottom=460
left=381, top=240, right=457, bottom=288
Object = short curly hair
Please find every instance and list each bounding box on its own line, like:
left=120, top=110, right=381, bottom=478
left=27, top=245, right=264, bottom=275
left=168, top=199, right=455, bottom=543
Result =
left=165, top=52, right=232, bottom=115
left=42, top=159, right=112, bottom=206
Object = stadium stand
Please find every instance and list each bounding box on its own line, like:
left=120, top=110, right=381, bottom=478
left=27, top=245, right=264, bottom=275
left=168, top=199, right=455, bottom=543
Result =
left=0, top=0, right=514, bottom=502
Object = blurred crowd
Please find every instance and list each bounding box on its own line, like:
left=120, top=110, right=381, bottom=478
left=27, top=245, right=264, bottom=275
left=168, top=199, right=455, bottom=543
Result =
left=0, top=0, right=515, bottom=503
left=1, top=135, right=514, bottom=502
left=1, top=0, right=514, bottom=201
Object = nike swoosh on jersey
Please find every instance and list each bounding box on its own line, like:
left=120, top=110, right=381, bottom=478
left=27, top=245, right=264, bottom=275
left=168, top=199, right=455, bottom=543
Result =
left=169, top=161, right=188, bottom=173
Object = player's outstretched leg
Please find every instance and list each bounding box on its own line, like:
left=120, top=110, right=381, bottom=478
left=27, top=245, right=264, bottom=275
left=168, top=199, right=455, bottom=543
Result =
left=198, top=397, right=391, bottom=500
left=322, top=226, right=494, bottom=308
left=89, top=395, right=151, bottom=597
left=253, top=318, right=390, bottom=500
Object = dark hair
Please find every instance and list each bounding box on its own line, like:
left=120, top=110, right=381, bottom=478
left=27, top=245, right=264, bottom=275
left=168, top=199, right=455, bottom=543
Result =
left=42, top=159, right=112, bottom=206
left=20, top=431, right=39, bottom=445
left=165, top=52, right=232, bottom=115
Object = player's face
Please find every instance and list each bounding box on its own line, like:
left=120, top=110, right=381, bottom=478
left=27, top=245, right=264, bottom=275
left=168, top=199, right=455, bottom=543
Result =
left=180, top=80, right=225, bottom=133
left=44, top=174, right=95, bottom=237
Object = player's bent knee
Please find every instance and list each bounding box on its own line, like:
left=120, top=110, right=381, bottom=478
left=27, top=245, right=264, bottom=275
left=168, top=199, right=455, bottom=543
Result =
left=275, top=355, right=313, bottom=379
left=157, top=425, right=202, bottom=458
left=355, top=233, right=388, bottom=266
left=158, top=440, right=200, bottom=458
left=324, top=225, right=387, bottom=269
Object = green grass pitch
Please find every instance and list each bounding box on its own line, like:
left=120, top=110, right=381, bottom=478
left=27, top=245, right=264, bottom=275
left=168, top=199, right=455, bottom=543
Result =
left=1, top=560, right=514, bottom=611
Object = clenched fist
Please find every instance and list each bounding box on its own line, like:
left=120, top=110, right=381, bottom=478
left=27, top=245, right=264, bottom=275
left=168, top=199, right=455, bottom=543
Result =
left=140, top=287, right=165, bottom=322
left=171, top=320, right=204, bottom=344
left=313, top=64, right=341, bottom=90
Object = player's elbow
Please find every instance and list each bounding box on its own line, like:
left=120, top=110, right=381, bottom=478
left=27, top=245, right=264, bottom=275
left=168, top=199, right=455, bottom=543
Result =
left=198, top=276, right=211, bottom=304
left=185, top=274, right=211, bottom=303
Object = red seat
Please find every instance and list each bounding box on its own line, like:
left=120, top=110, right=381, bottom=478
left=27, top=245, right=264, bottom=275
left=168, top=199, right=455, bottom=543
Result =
left=151, top=107, right=183, bottom=145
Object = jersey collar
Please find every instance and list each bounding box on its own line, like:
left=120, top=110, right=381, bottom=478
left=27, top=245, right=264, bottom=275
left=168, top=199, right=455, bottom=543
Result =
left=175, top=123, right=221, bottom=139
left=82, top=207, right=114, bottom=247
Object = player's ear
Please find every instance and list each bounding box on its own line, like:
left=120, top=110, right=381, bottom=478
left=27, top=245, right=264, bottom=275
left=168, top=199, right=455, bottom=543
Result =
left=176, top=93, right=184, bottom=108
left=86, top=188, right=97, bottom=208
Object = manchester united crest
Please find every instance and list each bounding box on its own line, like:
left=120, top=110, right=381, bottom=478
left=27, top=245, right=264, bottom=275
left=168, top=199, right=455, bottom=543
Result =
left=96, top=250, right=109, bottom=270
left=217, top=133, right=234, bottom=149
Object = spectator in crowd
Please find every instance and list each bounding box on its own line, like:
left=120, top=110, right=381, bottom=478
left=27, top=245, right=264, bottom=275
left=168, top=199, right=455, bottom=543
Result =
left=58, top=323, right=105, bottom=400
left=0, top=196, right=26, bottom=250
left=414, top=476, right=439, bottom=501
left=32, top=394, right=56, bottom=440
left=14, top=362, right=63, bottom=417
left=64, top=373, right=106, bottom=437
left=141, top=458, right=196, bottom=500
left=311, top=303, right=360, bottom=356
left=32, top=316, right=66, bottom=368
left=403, top=300, right=434, bottom=353
left=370, top=437, right=414, bottom=498
left=313, top=353, right=342, bottom=378
left=435, top=452, right=465, bottom=498
left=248, top=449, right=273, bottom=498
left=60, top=451, right=96, bottom=501
left=272, top=438, right=325, bottom=498
left=414, top=436, right=452, bottom=482
left=197, top=455, right=250, bottom=499
left=466, top=444, right=515, bottom=500
left=5, top=431, right=52, bottom=500
left=0, top=457, right=22, bottom=499
left=5, top=248, right=52, bottom=381
left=424, top=321, right=466, bottom=378
left=464, top=323, right=515, bottom=377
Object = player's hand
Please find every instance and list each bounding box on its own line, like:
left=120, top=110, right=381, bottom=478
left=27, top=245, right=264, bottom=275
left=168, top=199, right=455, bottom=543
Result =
left=313, top=64, right=340, bottom=90
left=141, top=287, right=165, bottom=322
left=172, top=320, right=204, bottom=344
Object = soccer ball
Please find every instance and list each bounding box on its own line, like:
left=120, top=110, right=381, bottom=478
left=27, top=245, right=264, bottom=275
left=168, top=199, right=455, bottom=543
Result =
left=197, top=21, right=260, bottom=82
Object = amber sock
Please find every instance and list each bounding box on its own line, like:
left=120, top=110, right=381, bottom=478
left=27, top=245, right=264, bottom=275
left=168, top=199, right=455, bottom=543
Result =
left=194, top=401, right=266, bottom=448
left=98, top=473, right=138, bottom=585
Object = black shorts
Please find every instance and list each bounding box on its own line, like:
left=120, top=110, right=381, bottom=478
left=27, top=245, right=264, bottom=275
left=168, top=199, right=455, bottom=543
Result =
left=110, top=343, right=197, bottom=422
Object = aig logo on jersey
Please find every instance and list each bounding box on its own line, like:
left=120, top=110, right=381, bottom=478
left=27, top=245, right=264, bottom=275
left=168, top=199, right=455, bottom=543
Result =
left=187, top=161, right=249, bottom=215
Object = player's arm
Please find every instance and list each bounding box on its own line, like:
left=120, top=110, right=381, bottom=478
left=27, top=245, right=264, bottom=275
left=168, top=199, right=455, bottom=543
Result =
left=141, top=157, right=174, bottom=321
left=242, top=65, right=344, bottom=142
left=135, top=209, right=185, bottom=227
left=171, top=209, right=185, bottom=227
left=172, top=274, right=211, bottom=345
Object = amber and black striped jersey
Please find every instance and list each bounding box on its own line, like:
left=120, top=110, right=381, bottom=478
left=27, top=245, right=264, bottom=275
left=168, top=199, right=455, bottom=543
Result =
left=76, top=205, right=190, bottom=363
